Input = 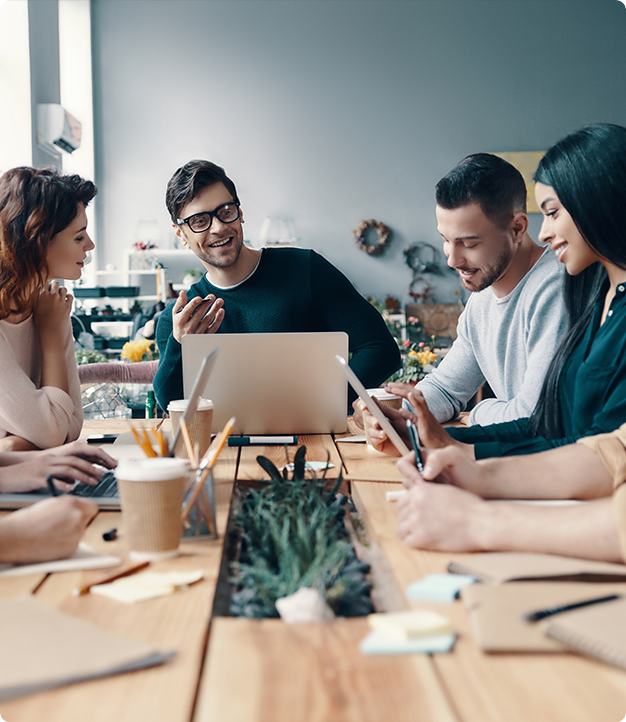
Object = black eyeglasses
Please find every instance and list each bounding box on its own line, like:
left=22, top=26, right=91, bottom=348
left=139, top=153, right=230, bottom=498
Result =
left=177, top=201, right=241, bottom=233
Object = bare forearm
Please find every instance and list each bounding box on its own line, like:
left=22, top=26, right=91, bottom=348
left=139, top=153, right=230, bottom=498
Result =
left=477, top=498, right=623, bottom=562
left=475, top=444, right=613, bottom=500
left=39, top=337, right=70, bottom=394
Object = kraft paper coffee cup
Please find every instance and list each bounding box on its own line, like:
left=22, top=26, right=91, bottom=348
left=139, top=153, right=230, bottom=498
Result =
left=364, top=388, right=402, bottom=453
left=367, top=388, right=403, bottom=410
left=117, top=457, right=188, bottom=561
left=168, top=398, right=214, bottom=461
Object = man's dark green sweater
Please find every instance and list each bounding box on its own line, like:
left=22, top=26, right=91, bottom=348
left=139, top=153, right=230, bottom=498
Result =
left=153, top=248, right=401, bottom=410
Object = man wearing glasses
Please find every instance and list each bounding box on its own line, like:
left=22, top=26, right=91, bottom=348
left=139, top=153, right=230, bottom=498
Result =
left=153, top=159, right=400, bottom=411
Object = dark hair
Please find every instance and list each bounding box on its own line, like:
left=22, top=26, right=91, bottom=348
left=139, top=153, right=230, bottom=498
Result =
left=0, top=166, right=97, bottom=319
left=165, top=160, right=239, bottom=223
left=435, top=153, right=527, bottom=229
left=530, top=123, right=626, bottom=438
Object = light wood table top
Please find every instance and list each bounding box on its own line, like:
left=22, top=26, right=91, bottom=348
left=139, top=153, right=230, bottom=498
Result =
left=2, top=419, right=626, bottom=721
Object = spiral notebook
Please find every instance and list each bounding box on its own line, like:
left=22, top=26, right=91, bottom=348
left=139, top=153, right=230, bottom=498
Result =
left=545, top=596, right=626, bottom=670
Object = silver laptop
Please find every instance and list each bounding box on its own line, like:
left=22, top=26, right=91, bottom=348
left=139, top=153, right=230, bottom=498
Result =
left=182, top=332, right=349, bottom=435
left=0, top=350, right=219, bottom=511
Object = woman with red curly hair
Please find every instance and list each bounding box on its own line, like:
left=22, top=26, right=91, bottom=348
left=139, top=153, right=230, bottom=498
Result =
left=0, top=167, right=96, bottom=450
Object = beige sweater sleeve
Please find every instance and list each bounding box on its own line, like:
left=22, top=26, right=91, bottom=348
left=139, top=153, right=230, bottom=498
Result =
left=578, top=424, right=626, bottom=564
left=0, top=317, right=82, bottom=448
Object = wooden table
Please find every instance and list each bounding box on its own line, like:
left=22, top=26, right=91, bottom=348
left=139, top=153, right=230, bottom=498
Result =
left=2, top=420, right=626, bottom=721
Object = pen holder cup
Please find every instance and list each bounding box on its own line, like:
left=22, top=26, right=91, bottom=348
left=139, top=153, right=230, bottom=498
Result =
left=181, top=467, right=218, bottom=540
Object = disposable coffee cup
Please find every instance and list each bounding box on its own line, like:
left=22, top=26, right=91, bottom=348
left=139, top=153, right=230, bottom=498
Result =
left=117, top=457, right=188, bottom=561
left=168, top=398, right=214, bottom=461
left=366, top=388, right=403, bottom=410
left=364, top=388, right=402, bottom=453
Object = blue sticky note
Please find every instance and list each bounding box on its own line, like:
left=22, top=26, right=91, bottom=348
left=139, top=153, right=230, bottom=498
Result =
left=406, top=573, right=476, bottom=602
left=360, top=630, right=457, bottom=655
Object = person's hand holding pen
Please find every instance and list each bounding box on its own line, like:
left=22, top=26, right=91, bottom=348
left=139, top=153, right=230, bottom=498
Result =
left=396, top=445, right=481, bottom=490
left=395, top=448, right=488, bottom=551
left=0, top=442, right=117, bottom=494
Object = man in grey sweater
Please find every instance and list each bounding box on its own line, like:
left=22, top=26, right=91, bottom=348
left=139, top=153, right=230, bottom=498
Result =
left=357, top=153, right=567, bottom=433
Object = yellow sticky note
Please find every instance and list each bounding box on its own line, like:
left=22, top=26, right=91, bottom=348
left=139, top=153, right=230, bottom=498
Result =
left=367, top=610, right=453, bottom=641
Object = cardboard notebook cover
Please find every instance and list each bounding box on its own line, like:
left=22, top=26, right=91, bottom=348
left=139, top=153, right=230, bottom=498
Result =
left=448, top=552, right=626, bottom=584
left=544, top=596, right=626, bottom=671
left=0, top=596, right=175, bottom=701
left=460, top=581, right=626, bottom=652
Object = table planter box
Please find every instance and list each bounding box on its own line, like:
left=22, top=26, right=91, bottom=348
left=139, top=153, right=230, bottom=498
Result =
left=214, top=447, right=374, bottom=620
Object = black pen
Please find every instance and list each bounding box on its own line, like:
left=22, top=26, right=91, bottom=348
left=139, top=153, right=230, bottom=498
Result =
left=524, top=594, right=621, bottom=623
left=406, top=420, right=425, bottom=475
left=46, top=475, right=59, bottom=497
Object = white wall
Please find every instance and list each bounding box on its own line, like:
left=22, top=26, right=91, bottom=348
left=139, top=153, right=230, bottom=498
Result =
left=90, top=0, right=625, bottom=302
left=0, top=0, right=31, bottom=172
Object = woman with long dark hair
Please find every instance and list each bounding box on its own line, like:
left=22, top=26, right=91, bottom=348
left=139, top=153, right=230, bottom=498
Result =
left=0, top=167, right=96, bottom=450
left=365, top=123, right=626, bottom=459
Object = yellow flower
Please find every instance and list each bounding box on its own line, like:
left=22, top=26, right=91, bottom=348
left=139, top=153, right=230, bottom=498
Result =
left=121, top=338, right=157, bottom=362
left=415, top=350, right=438, bottom=366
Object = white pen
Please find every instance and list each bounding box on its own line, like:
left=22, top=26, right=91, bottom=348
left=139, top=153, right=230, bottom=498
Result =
left=227, top=435, right=298, bottom=447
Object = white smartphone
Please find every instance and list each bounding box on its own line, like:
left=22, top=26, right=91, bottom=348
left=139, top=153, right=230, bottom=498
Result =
left=335, top=355, right=410, bottom=456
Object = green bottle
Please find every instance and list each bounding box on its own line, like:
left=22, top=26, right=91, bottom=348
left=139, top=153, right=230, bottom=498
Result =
left=145, top=389, right=156, bottom=419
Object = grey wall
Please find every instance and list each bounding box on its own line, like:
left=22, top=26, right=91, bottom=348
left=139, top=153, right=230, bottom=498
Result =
left=91, top=0, right=626, bottom=304
left=28, top=0, right=62, bottom=169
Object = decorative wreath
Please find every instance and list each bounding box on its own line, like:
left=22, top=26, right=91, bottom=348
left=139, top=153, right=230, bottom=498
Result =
left=353, top=219, right=392, bottom=256
left=409, top=277, right=432, bottom=302
left=403, top=242, right=441, bottom=274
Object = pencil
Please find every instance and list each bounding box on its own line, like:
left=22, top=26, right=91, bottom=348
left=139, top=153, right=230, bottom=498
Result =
left=129, top=425, right=155, bottom=458
left=179, top=419, right=198, bottom=467
left=205, top=416, right=236, bottom=468
left=72, top=560, right=150, bottom=596
left=151, top=427, right=168, bottom=457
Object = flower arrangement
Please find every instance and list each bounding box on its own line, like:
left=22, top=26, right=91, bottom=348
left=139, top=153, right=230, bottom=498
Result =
left=392, top=339, right=439, bottom=384
left=120, top=338, right=159, bottom=362
left=368, top=298, right=439, bottom=383
left=368, top=299, right=424, bottom=344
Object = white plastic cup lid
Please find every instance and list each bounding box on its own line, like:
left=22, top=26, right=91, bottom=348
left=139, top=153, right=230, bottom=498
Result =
left=116, top=457, right=189, bottom=481
left=367, top=388, right=401, bottom=401
left=167, top=398, right=213, bottom=412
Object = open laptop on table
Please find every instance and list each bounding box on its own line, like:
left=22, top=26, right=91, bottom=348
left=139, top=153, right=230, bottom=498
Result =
left=0, top=350, right=219, bottom=511
left=181, top=332, right=349, bottom=435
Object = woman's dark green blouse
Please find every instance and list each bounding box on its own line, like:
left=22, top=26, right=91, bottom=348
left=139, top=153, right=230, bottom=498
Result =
left=449, top=281, right=626, bottom=458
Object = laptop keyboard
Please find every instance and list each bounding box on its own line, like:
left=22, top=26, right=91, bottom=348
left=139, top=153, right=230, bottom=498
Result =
left=72, top=470, right=118, bottom=499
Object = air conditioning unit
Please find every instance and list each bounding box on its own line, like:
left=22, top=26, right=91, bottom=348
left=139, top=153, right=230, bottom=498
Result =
left=37, top=103, right=82, bottom=154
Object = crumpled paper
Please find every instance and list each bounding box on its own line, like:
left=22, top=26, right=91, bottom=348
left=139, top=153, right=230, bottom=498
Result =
left=275, top=587, right=335, bottom=623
